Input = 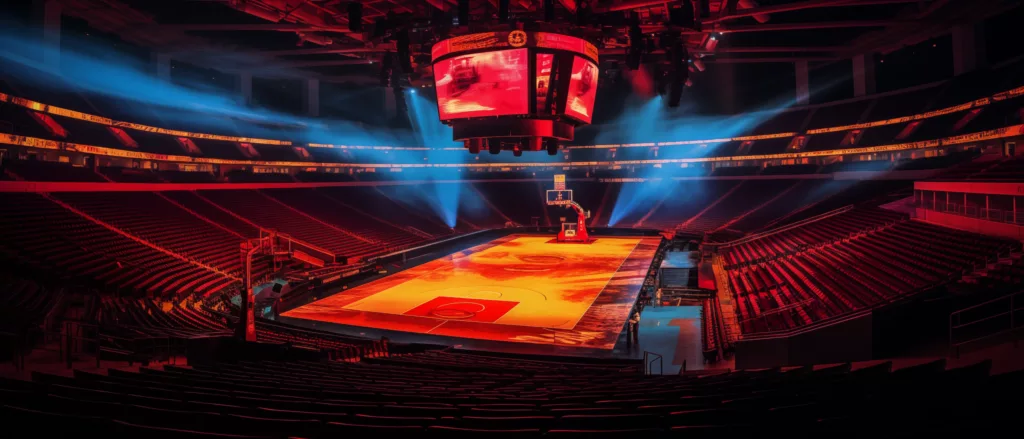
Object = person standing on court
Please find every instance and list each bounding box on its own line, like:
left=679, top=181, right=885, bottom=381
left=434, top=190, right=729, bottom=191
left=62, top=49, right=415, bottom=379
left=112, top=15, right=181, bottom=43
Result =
left=629, top=310, right=641, bottom=344
left=655, top=288, right=663, bottom=307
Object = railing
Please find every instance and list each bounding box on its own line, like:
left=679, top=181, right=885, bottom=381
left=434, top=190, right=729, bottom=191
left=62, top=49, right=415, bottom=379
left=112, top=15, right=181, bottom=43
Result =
left=3, top=320, right=179, bottom=371
left=643, top=351, right=664, bottom=375
left=256, top=319, right=389, bottom=360
left=0, top=330, right=29, bottom=371
left=737, top=278, right=944, bottom=341
left=738, top=298, right=818, bottom=326
left=916, top=200, right=1024, bottom=225
left=950, top=290, right=1024, bottom=357
left=718, top=205, right=855, bottom=248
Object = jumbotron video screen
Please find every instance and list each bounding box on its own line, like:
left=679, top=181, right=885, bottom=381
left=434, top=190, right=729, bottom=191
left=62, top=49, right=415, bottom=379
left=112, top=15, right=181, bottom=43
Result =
left=565, top=56, right=599, bottom=123
left=429, top=31, right=601, bottom=151
left=434, top=48, right=529, bottom=121
left=535, top=53, right=553, bottom=113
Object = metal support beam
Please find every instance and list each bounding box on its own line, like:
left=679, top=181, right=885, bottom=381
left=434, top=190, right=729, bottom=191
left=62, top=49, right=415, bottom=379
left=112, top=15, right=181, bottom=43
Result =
left=259, top=45, right=393, bottom=57
left=795, top=60, right=810, bottom=105
left=34, top=0, right=61, bottom=71
left=844, top=0, right=1013, bottom=56
left=703, top=56, right=839, bottom=63
left=707, top=0, right=921, bottom=23
left=852, top=53, right=876, bottom=96
left=256, top=59, right=375, bottom=70
left=710, top=46, right=845, bottom=53
left=318, top=75, right=384, bottom=85
left=721, top=20, right=900, bottom=33
left=153, top=52, right=172, bottom=81
left=952, top=23, right=986, bottom=76
left=384, top=86, right=397, bottom=120
left=238, top=72, right=253, bottom=106
left=151, top=23, right=352, bottom=32
left=304, top=78, right=319, bottom=118
left=714, top=62, right=737, bottom=114
left=425, top=0, right=449, bottom=11
left=606, top=47, right=840, bottom=56
left=595, top=0, right=664, bottom=13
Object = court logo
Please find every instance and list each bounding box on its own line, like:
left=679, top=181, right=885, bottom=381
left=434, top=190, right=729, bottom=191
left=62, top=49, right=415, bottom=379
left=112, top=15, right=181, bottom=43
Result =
left=508, top=30, right=528, bottom=47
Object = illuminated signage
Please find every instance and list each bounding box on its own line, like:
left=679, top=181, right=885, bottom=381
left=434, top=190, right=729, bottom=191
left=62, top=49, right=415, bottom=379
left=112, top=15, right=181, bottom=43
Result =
left=535, top=32, right=599, bottom=62
left=536, top=53, right=554, bottom=113
left=0, top=92, right=290, bottom=146
left=431, top=32, right=506, bottom=62
left=434, top=49, right=529, bottom=121
left=431, top=32, right=598, bottom=63
left=806, top=101, right=982, bottom=135
left=508, top=30, right=527, bottom=47
left=5, top=125, right=1020, bottom=171
left=2, top=80, right=1022, bottom=158
left=564, top=56, right=599, bottom=123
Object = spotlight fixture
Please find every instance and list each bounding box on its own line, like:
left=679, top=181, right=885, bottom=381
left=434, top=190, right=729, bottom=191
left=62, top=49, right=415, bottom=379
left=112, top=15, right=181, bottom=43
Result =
left=667, top=39, right=689, bottom=108
left=457, top=0, right=469, bottom=26
left=545, top=138, right=559, bottom=156
left=347, top=2, right=363, bottom=32
left=499, top=0, right=510, bottom=23
left=627, top=17, right=644, bottom=70
left=379, top=52, right=393, bottom=87
left=396, top=30, right=412, bottom=74
left=705, top=33, right=719, bottom=51
left=669, top=0, right=696, bottom=29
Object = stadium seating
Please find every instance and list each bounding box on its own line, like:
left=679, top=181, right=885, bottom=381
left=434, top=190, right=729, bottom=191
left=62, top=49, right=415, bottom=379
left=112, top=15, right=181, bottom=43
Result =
left=2, top=55, right=1022, bottom=174
left=0, top=193, right=236, bottom=297
left=677, top=180, right=799, bottom=233
left=315, top=186, right=455, bottom=236
left=724, top=209, right=1020, bottom=333
left=53, top=192, right=265, bottom=279
left=261, top=189, right=428, bottom=251
left=4, top=159, right=108, bottom=182
left=0, top=271, right=56, bottom=336
left=196, top=190, right=381, bottom=260
left=100, top=296, right=233, bottom=339
left=0, top=355, right=1014, bottom=438
left=97, top=295, right=383, bottom=360
left=725, top=208, right=907, bottom=267
left=0, top=34, right=1021, bottom=385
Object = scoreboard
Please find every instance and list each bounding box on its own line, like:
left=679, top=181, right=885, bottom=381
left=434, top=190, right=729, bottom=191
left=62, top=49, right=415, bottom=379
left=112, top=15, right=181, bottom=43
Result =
left=431, top=31, right=600, bottom=152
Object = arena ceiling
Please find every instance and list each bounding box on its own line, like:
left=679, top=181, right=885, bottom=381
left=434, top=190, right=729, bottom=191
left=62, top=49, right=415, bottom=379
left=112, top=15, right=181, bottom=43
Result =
left=56, top=0, right=1017, bottom=84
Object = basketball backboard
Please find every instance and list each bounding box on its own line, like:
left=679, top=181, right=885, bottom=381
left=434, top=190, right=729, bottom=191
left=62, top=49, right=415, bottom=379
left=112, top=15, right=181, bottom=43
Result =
left=546, top=189, right=573, bottom=205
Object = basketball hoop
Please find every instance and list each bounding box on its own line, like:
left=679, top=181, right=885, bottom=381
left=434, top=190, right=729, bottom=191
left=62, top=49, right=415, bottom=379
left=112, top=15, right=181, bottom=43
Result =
left=547, top=174, right=590, bottom=243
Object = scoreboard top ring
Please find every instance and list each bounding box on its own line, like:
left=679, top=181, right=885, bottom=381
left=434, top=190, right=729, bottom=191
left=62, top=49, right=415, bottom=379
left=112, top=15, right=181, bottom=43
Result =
left=431, top=31, right=599, bottom=64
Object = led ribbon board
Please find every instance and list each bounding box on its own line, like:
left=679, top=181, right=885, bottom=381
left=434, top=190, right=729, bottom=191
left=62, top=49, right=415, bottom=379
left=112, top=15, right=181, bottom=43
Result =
left=431, top=31, right=598, bottom=64
left=5, top=125, right=1021, bottom=170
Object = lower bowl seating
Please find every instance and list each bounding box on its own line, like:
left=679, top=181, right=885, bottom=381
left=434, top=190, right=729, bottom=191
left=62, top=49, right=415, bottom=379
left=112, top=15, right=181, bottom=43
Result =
left=0, top=357, right=1016, bottom=438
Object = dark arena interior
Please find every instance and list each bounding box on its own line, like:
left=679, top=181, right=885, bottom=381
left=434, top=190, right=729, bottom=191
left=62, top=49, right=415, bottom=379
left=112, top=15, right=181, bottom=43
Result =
left=2, top=0, right=1024, bottom=437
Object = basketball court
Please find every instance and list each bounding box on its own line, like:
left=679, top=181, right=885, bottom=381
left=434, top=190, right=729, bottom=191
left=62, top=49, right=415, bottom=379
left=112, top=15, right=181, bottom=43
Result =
left=281, top=235, right=662, bottom=349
